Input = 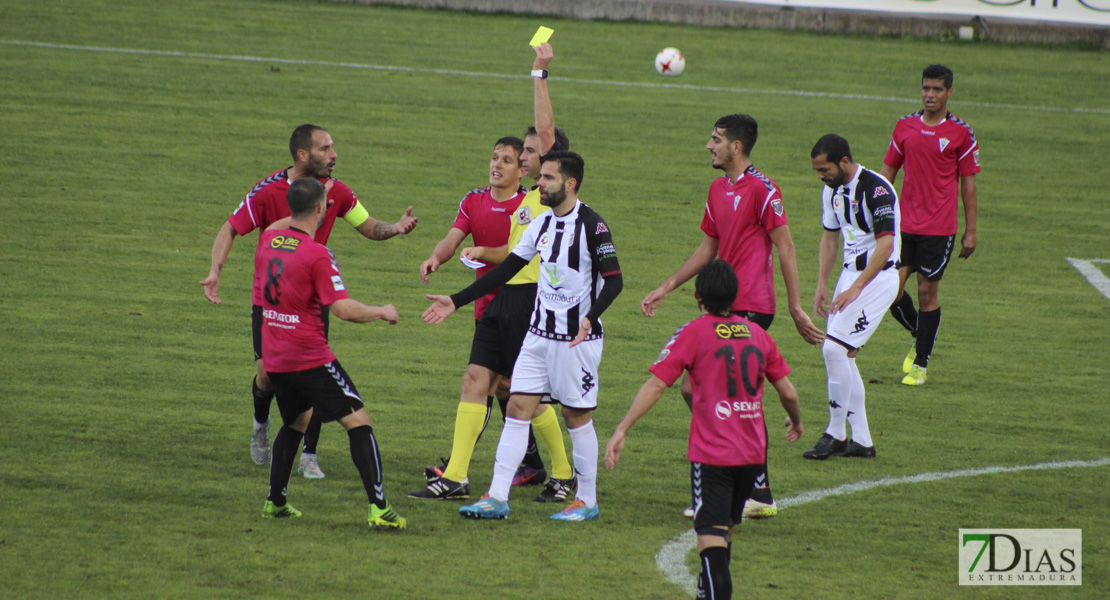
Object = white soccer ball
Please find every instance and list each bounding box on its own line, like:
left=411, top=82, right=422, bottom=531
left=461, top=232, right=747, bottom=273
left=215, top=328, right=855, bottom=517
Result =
left=654, top=47, right=685, bottom=76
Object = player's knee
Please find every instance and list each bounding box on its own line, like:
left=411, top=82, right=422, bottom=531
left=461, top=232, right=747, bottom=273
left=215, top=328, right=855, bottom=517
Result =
left=461, top=364, right=492, bottom=395
left=822, top=339, right=849, bottom=363
left=256, top=366, right=272, bottom=390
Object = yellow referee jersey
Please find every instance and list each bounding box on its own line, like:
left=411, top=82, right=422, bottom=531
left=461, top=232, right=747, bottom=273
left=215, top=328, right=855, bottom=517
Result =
left=506, top=188, right=550, bottom=286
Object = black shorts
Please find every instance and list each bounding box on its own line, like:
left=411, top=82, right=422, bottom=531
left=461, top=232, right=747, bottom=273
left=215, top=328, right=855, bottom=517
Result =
left=268, top=360, right=363, bottom=425
left=469, top=284, right=536, bottom=378
left=691, top=462, right=762, bottom=534
left=732, top=311, right=774, bottom=331
left=253, top=304, right=330, bottom=360
left=900, top=233, right=955, bottom=281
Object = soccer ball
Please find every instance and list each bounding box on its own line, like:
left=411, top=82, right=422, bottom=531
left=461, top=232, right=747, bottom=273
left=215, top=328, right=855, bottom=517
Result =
left=654, top=48, right=685, bottom=76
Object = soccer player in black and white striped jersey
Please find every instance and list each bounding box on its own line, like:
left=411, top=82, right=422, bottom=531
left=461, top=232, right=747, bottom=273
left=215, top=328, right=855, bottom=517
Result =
left=423, top=151, right=623, bottom=522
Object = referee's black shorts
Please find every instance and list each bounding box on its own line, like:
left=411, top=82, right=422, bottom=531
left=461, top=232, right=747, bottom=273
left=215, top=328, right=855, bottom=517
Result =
left=268, top=360, right=364, bottom=425
left=469, top=284, right=536, bottom=378
left=691, top=462, right=762, bottom=534
left=900, top=233, right=955, bottom=281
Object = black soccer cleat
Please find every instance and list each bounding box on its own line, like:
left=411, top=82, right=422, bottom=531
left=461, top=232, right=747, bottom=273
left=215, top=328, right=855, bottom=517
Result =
left=802, top=433, right=849, bottom=460
left=839, top=440, right=877, bottom=458
left=533, top=475, right=577, bottom=503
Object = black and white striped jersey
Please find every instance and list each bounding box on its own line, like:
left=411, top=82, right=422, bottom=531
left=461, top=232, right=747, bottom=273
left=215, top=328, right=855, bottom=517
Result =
left=821, top=166, right=901, bottom=272
left=511, top=200, right=621, bottom=341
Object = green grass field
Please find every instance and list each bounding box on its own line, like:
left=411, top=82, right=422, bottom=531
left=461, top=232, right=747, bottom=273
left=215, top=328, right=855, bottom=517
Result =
left=1, top=0, right=1107, bottom=598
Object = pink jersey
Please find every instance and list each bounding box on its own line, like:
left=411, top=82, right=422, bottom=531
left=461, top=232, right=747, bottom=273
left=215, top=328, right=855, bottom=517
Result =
left=450, top=186, right=527, bottom=319
left=700, top=167, right=788, bottom=315
left=650, top=314, right=791, bottom=467
left=883, top=111, right=980, bottom=236
left=255, top=228, right=350, bottom=373
left=227, top=169, right=359, bottom=305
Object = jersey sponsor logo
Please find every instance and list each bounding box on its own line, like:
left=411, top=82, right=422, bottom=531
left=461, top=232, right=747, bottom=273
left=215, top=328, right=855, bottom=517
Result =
left=715, top=399, right=762, bottom=420
left=269, top=235, right=301, bottom=253
left=714, top=323, right=752, bottom=339
left=873, top=187, right=889, bottom=197
left=331, top=275, right=345, bottom=292
left=539, top=290, right=582, bottom=304
left=541, top=263, right=563, bottom=288
left=939, top=137, right=951, bottom=152
left=263, top=308, right=300, bottom=328
left=595, top=242, right=617, bottom=261
left=595, top=222, right=609, bottom=234
left=771, top=198, right=784, bottom=216
left=873, top=204, right=894, bottom=218
left=516, top=205, right=532, bottom=225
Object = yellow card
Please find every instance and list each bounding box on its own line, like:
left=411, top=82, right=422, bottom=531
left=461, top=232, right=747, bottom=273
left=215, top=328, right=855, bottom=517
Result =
left=529, top=26, right=554, bottom=47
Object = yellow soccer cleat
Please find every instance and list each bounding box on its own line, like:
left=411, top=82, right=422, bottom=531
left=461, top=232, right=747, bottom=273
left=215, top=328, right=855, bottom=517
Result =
left=902, top=365, right=927, bottom=386
left=903, top=346, right=916, bottom=374
left=368, top=502, right=407, bottom=529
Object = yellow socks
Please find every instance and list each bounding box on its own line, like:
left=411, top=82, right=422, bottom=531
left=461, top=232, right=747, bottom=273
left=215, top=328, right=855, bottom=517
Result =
left=443, top=402, right=487, bottom=481
left=531, top=405, right=572, bottom=480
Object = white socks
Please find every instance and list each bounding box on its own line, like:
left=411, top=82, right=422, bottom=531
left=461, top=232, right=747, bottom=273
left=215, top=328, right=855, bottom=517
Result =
left=568, top=420, right=598, bottom=507
left=488, top=417, right=530, bottom=502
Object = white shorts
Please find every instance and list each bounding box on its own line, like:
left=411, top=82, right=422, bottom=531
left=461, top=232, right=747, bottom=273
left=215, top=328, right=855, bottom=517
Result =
left=510, top=333, right=603, bottom=410
left=826, top=268, right=899, bottom=350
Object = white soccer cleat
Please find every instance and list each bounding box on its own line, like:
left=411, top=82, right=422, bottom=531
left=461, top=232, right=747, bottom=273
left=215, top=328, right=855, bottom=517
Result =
left=250, top=419, right=271, bottom=465
left=742, top=499, right=778, bottom=519
left=298, top=453, right=326, bottom=479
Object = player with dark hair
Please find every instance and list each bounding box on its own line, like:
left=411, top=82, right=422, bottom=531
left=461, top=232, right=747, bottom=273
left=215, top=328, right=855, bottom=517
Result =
left=413, top=42, right=576, bottom=504
left=256, top=178, right=405, bottom=529
left=201, top=124, right=417, bottom=477
left=424, top=150, right=623, bottom=522
left=606, top=258, right=803, bottom=600
left=805, top=134, right=901, bottom=459
left=411, top=135, right=563, bottom=499
left=880, top=64, right=980, bottom=386
left=641, top=113, right=822, bottom=519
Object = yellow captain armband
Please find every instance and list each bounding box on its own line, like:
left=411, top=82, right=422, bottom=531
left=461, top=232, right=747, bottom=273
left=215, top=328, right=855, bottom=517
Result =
left=343, top=201, right=370, bottom=228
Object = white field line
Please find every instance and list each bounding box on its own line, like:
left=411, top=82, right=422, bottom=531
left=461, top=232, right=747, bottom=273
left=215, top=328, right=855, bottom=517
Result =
left=656, top=457, right=1110, bottom=597
left=3, top=40, right=1110, bottom=115
left=1066, top=258, right=1110, bottom=302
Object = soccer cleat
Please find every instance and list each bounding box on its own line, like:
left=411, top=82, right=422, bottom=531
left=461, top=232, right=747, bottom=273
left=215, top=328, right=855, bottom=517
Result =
left=408, top=476, right=470, bottom=500
left=298, top=453, right=326, bottom=479
left=368, top=502, right=407, bottom=529
left=803, top=433, right=849, bottom=460
left=512, top=465, right=548, bottom=487
left=251, top=419, right=272, bottom=466
left=459, top=496, right=510, bottom=520
left=262, top=500, right=301, bottom=519
left=423, top=458, right=449, bottom=482
left=533, top=475, right=577, bottom=503
left=902, top=365, right=927, bottom=386
left=903, top=345, right=916, bottom=374
left=683, top=505, right=694, bottom=519
left=742, top=499, right=778, bottom=519
left=841, top=440, right=877, bottom=458
left=550, top=499, right=599, bottom=521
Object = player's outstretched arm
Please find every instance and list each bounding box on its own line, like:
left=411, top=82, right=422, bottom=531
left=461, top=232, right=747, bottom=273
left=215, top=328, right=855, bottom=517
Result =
left=958, top=174, right=978, bottom=259
left=356, top=206, right=419, bottom=241
left=461, top=244, right=510, bottom=266
left=770, top=375, right=803, bottom=442
left=422, top=294, right=456, bottom=325
left=330, top=298, right=399, bottom=324
left=420, top=228, right=468, bottom=284
left=605, top=376, right=669, bottom=469
left=200, top=222, right=238, bottom=305
left=642, top=234, right=718, bottom=317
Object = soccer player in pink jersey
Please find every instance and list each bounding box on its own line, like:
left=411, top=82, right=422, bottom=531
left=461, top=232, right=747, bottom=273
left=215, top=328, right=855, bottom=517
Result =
left=607, top=259, right=803, bottom=600
left=641, top=114, right=821, bottom=519
left=201, top=124, right=417, bottom=476
left=255, top=178, right=405, bottom=529
left=880, top=65, right=980, bottom=386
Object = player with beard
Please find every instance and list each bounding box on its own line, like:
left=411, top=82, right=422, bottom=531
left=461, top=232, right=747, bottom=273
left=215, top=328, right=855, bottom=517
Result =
left=201, top=124, right=418, bottom=476
left=641, top=114, right=823, bottom=519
